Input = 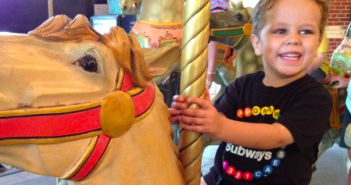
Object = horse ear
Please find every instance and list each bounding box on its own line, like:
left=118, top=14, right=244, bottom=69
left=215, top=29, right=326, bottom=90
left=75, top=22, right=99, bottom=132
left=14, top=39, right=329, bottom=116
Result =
left=128, top=34, right=152, bottom=87
left=246, top=7, right=253, bottom=16
left=102, top=27, right=133, bottom=73
left=238, top=2, right=244, bottom=9
left=229, top=2, right=236, bottom=9
left=102, top=27, right=151, bottom=87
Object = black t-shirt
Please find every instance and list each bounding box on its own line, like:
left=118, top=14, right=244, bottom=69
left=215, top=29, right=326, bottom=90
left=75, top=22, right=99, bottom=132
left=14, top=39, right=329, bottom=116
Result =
left=204, top=71, right=332, bottom=185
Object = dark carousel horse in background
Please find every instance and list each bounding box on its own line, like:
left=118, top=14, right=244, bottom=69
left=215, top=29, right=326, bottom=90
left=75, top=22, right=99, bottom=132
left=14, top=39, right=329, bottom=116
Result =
left=119, top=0, right=262, bottom=147
left=121, top=0, right=262, bottom=102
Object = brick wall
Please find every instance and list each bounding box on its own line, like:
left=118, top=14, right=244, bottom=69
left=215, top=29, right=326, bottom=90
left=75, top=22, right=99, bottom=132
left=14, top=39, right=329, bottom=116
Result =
left=326, top=0, right=351, bottom=59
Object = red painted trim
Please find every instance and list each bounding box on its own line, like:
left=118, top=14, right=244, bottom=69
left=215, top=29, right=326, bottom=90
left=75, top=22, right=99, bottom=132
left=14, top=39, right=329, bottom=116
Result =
left=0, top=107, right=101, bottom=140
left=68, top=134, right=111, bottom=181
left=121, top=72, right=134, bottom=92
left=133, top=85, right=155, bottom=116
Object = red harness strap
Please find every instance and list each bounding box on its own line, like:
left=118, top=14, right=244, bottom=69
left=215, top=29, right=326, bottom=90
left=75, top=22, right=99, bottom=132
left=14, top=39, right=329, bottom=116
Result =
left=67, top=134, right=111, bottom=181
left=0, top=106, right=102, bottom=141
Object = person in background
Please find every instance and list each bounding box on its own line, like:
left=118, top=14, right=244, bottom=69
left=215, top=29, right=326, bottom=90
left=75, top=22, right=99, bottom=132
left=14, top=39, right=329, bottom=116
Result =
left=307, top=32, right=330, bottom=82
left=170, top=0, right=332, bottom=184
left=324, top=68, right=351, bottom=185
left=206, top=0, right=230, bottom=88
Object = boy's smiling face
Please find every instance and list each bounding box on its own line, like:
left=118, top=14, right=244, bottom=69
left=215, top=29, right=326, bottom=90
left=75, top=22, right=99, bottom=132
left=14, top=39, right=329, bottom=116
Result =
left=251, top=0, right=322, bottom=86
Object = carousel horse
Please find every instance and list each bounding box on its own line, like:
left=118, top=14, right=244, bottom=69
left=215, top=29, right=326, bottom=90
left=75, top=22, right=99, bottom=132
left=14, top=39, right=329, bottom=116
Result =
left=122, top=0, right=262, bottom=148
left=0, top=14, right=185, bottom=185
left=122, top=0, right=262, bottom=101
left=209, top=4, right=263, bottom=101
left=123, top=0, right=183, bottom=86
left=127, top=0, right=183, bottom=49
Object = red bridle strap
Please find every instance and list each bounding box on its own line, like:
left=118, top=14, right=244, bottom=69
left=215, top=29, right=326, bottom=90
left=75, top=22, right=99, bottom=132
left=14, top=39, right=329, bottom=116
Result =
left=65, top=134, right=111, bottom=181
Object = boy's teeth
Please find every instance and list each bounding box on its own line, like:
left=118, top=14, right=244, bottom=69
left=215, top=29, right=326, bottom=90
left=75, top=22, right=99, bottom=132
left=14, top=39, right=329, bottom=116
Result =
left=282, top=54, right=299, bottom=59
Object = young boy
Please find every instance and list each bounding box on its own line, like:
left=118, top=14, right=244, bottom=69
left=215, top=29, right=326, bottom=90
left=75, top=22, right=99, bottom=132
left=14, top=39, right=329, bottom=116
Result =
left=169, top=0, right=332, bottom=185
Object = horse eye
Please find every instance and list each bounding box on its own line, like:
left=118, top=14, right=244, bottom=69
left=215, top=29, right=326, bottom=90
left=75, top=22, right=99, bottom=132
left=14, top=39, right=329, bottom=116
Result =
left=76, top=55, right=98, bottom=73
left=235, top=13, right=243, bottom=22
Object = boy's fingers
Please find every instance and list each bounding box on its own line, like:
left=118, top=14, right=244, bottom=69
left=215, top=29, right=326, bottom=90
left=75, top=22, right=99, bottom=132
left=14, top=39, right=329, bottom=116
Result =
left=173, top=95, right=185, bottom=102
left=171, top=101, right=187, bottom=110
left=205, top=87, right=211, bottom=101
left=180, top=123, right=204, bottom=134
left=181, top=123, right=199, bottom=132
left=179, top=114, right=205, bottom=125
left=187, top=97, right=209, bottom=109
left=169, top=108, right=179, bottom=116
left=170, top=116, right=180, bottom=125
left=169, top=108, right=181, bottom=124
left=182, top=107, right=211, bottom=123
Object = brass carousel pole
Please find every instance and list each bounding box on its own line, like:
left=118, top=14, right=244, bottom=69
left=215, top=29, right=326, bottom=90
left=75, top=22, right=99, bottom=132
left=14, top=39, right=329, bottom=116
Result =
left=179, top=0, right=210, bottom=185
left=48, top=0, right=54, bottom=18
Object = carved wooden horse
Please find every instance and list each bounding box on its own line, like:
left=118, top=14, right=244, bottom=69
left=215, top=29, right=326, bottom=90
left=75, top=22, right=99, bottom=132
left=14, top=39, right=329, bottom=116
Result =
left=122, top=0, right=261, bottom=101
left=209, top=3, right=262, bottom=101
left=0, top=14, right=185, bottom=185
left=122, top=0, right=183, bottom=86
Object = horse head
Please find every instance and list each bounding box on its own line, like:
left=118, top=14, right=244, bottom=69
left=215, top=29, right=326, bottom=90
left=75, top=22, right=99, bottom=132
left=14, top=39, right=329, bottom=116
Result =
left=209, top=2, right=252, bottom=50
left=0, top=14, right=184, bottom=185
left=206, top=2, right=263, bottom=103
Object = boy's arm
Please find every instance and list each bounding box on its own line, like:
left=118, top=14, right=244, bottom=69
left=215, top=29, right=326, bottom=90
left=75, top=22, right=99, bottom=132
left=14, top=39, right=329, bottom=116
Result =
left=216, top=118, right=294, bottom=150
left=180, top=98, right=294, bottom=150
left=306, top=52, right=326, bottom=74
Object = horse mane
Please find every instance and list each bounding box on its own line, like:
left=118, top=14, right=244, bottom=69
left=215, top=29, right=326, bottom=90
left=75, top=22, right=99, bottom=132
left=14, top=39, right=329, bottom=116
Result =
left=29, top=14, right=151, bottom=87
left=101, top=27, right=152, bottom=87
left=28, top=14, right=100, bottom=41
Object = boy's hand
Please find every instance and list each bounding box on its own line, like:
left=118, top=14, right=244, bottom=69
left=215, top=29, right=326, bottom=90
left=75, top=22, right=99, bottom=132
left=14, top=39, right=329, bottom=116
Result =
left=169, top=95, right=188, bottom=124
left=169, top=87, right=211, bottom=125
left=178, top=88, right=225, bottom=137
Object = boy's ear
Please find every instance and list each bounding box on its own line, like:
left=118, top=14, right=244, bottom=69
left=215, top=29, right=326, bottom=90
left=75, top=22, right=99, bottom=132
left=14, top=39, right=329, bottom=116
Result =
left=250, top=34, right=262, bottom=55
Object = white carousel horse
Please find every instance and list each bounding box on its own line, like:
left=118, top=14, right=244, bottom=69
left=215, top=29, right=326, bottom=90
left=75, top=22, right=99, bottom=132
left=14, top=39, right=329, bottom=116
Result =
left=0, top=14, right=185, bottom=185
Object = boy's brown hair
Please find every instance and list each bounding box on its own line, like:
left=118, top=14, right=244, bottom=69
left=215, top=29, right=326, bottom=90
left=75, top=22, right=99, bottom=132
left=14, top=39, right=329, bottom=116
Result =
left=251, top=0, right=329, bottom=37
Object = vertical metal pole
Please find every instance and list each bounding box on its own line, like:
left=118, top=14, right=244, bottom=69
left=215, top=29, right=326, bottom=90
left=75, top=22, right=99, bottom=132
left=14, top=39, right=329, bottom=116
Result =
left=48, top=0, right=54, bottom=18
left=179, top=0, right=210, bottom=184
